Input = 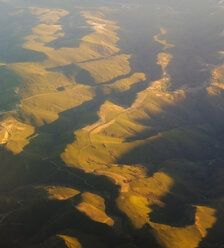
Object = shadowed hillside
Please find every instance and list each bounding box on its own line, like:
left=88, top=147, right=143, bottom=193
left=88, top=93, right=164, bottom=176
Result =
left=0, top=0, right=224, bottom=247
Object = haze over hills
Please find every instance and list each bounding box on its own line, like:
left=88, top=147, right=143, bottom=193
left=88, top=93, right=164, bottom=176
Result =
left=0, top=0, right=224, bottom=247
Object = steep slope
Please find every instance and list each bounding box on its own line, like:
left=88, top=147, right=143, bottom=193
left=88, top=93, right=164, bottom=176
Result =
left=0, top=0, right=224, bottom=248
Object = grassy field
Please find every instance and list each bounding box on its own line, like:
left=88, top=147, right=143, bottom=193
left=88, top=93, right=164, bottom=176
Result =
left=76, top=192, right=114, bottom=226
left=0, top=1, right=224, bottom=248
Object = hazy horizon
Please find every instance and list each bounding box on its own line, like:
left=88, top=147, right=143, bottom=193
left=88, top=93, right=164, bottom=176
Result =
left=0, top=1, right=224, bottom=247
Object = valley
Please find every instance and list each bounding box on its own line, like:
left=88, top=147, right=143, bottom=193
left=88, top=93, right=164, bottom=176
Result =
left=0, top=0, right=224, bottom=248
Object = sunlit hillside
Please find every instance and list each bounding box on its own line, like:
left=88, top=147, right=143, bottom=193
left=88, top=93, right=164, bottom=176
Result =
left=0, top=0, right=224, bottom=248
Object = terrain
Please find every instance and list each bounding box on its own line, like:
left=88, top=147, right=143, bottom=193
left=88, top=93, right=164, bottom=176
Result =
left=0, top=0, right=224, bottom=247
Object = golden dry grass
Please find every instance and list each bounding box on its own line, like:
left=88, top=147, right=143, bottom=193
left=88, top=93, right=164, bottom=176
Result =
left=24, top=9, right=121, bottom=67
left=157, top=52, right=173, bottom=74
left=57, top=235, right=82, bottom=248
left=151, top=206, right=216, bottom=248
left=78, top=54, right=131, bottom=84
left=76, top=192, right=114, bottom=226
left=0, top=117, right=34, bottom=154
left=20, top=85, right=95, bottom=126
left=102, top=72, right=146, bottom=94
left=207, top=64, right=224, bottom=95
left=29, top=7, right=69, bottom=24
left=1, top=5, right=219, bottom=248
left=44, top=186, right=80, bottom=200
left=117, top=192, right=151, bottom=228
left=61, top=49, right=188, bottom=231
left=61, top=40, right=218, bottom=247
left=153, top=28, right=174, bottom=50
left=6, top=6, right=130, bottom=134
left=194, top=206, right=216, bottom=238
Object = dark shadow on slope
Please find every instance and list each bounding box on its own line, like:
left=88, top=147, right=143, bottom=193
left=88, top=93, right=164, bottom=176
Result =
left=0, top=88, right=159, bottom=247
left=149, top=198, right=196, bottom=227
left=197, top=210, right=224, bottom=248
left=47, top=64, right=96, bottom=86
left=2, top=64, right=223, bottom=247
left=106, top=80, right=149, bottom=108
left=165, top=1, right=224, bottom=91
left=114, top=88, right=224, bottom=232
left=47, top=11, right=92, bottom=50
left=197, top=208, right=224, bottom=248
left=119, top=89, right=224, bottom=165
left=0, top=6, right=47, bottom=64
left=197, top=158, right=224, bottom=248
left=23, top=90, right=104, bottom=156
left=113, top=2, right=162, bottom=82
